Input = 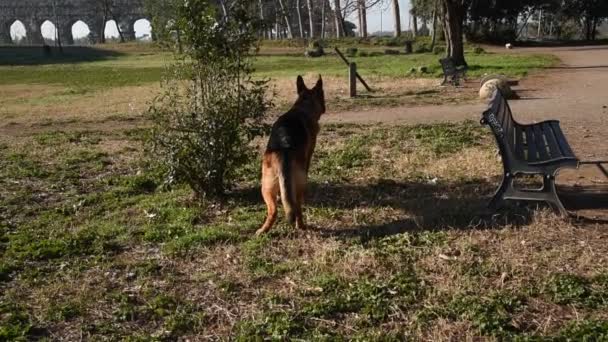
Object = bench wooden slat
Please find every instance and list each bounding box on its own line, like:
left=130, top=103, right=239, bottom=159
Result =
left=524, top=126, right=537, bottom=162
left=533, top=124, right=549, bottom=160
left=550, top=121, right=575, bottom=157
left=515, top=126, right=525, bottom=160
left=542, top=122, right=562, bottom=159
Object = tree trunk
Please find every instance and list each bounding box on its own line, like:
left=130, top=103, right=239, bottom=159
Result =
left=306, top=0, right=314, bottom=38
left=277, top=0, right=293, bottom=39
left=361, top=0, right=367, bottom=38
left=334, top=0, right=344, bottom=38
left=592, top=17, right=598, bottom=40
left=296, top=0, right=304, bottom=38
left=358, top=2, right=363, bottom=37
left=321, top=0, right=327, bottom=38
left=258, top=0, right=267, bottom=39
left=392, top=0, right=401, bottom=37
left=275, top=13, right=280, bottom=39
left=356, top=0, right=368, bottom=37
left=219, top=0, right=228, bottom=20
left=442, top=0, right=466, bottom=66
left=413, top=14, right=418, bottom=37
left=537, top=9, right=542, bottom=39
left=430, top=1, right=438, bottom=49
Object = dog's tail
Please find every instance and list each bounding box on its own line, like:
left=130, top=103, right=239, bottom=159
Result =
left=277, top=151, right=296, bottom=225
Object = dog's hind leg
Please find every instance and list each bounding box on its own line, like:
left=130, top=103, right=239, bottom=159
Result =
left=256, top=157, right=279, bottom=236
left=293, top=161, right=308, bottom=230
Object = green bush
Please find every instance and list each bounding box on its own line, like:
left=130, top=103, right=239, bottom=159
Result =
left=384, top=49, right=400, bottom=55
left=148, top=0, right=272, bottom=199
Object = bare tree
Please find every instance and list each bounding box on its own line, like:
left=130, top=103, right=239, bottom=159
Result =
left=358, top=0, right=368, bottom=37
left=441, top=0, right=470, bottom=65
left=392, top=0, right=401, bottom=36
left=296, top=0, right=305, bottom=37
left=334, top=0, right=344, bottom=37
left=321, top=0, right=327, bottom=38
left=430, top=0, right=438, bottom=49
left=306, top=0, right=315, bottom=37
left=277, top=0, right=294, bottom=38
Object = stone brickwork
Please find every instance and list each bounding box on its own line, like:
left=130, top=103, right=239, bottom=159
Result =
left=0, top=0, right=147, bottom=45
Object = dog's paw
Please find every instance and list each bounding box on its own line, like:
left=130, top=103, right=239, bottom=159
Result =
left=255, top=228, right=267, bottom=236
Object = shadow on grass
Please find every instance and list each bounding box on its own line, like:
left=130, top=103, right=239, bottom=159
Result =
left=233, top=178, right=608, bottom=239
left=231, top=177, right=537, bottom=240
left=560, top=185, right=608, bottom=211
left=0, top=46, right=125, bottom=66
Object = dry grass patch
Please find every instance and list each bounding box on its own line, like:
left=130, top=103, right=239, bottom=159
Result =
left=271, top=74, right=477, bottom=112
left=2, top=120, right=608, bottom=340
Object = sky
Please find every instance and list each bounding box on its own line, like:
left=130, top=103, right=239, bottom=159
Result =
left=352, top=0, right=412, bottom=34
left=9, top=0, right=411, bottom=42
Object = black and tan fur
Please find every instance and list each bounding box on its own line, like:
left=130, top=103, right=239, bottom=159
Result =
left=256, top=75, right=326, bottom=235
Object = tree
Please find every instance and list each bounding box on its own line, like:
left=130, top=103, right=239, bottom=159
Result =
left=392, top=0, right=402, bottom=36
left=277, top=0, right=294, bottom=38
left=296, top=0, right=305, bottom=37
left=563, top=0, right=608, bottom=40
left=148, top=0, right=272, bottom=199
left=306, top=0, right=315, bottom=37
left=358, top=0, right=367, bottom=37
left=441, top=0, right=470, bottom=65
left=145, top=0, right=181, bottom=48
left=334, top=0, right=344, bottom=37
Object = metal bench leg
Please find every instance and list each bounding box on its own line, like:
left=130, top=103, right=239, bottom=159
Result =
left=489, top=173, right=511, bottom=210
left=543, top=175, right=569, bottom=217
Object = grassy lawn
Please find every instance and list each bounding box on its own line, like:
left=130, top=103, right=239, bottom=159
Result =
left=1, top=120, right=607, bottom=340
left=0, top=43, right=558, bottom=125
left=0, top=46, right=556, bottom=88
left=2, top=41, right=603, bottom=340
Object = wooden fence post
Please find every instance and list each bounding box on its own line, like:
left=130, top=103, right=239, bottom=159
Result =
left=349, top=62, right=357, bottom=98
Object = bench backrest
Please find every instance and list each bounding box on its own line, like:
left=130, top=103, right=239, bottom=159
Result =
left=482, top=90, right=518, bottom=162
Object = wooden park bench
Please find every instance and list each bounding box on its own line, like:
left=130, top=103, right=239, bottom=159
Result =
left=480, top=90, right=607, bottom=216
left=440, top=57, right=468, bottom=86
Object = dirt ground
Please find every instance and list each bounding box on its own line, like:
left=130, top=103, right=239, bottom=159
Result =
left=324, top=45, right=608, bottom=220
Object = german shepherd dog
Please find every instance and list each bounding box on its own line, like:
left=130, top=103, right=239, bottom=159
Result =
left=256, top=75, right=326, bottom=235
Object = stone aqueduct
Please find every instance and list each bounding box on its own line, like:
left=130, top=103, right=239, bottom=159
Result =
left=0, top=0, right=148, bottom=45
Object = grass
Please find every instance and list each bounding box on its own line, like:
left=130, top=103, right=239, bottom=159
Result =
left=1, top=117, right=607, bottom=340
left=0, top=41, right=603, bottom=340
left=0, top=43, right=557, bottom=125
left=254, top=52, right=557, bottom=79
left=0, top=48, right=555, bottom=88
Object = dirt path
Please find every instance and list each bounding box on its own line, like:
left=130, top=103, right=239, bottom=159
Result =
left=326, top=45, right=608, bottom=161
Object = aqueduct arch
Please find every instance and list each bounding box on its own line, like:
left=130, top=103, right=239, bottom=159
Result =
left=0, top=0, right=147, bottom=45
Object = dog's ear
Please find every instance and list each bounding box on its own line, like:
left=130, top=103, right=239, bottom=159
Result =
left=296, top=75, right=306, bottom=94
left=314, top=75, right=323, bottom=90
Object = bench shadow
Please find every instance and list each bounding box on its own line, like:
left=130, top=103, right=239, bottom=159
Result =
left=231, top=177, right=538, bottom=240
left=559, top=185, right=608, bottom=210
left=0, top=46, right=125, bottom=66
